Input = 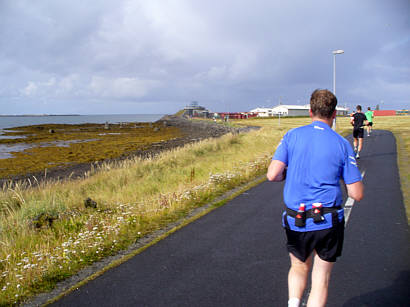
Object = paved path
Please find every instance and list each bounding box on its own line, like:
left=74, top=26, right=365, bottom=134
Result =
left=51, top=130, right=409, bottom=307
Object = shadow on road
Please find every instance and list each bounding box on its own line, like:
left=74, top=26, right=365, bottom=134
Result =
left=342, top=270, right=410, bottom=307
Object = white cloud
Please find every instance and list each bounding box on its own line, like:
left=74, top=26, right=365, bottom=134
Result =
left=21, top=82, right=38, bottom=96
left=20, top=78, right=57, bottom=96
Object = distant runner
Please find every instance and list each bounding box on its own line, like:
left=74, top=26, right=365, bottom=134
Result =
left=350, top=105, right=368, bottom=159
left=365, top=107, right=374, bottom=136
left=267, top=89, right=364, bottom=307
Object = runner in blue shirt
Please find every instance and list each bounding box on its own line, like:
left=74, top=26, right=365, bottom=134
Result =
left=267, top=89, right=364, bottom=307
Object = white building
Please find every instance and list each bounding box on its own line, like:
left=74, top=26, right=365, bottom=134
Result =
left=251, top=104, right=349, bottom=117
left=249, top=107, right=274, bottom=117
left=271, top=105, right=308, bottom=116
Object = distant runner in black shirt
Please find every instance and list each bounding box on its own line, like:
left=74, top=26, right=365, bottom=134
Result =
left=350, top=105, right=368, bottom=159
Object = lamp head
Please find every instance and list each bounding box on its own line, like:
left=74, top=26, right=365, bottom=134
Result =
left=332, top=50, right=345, bottom=54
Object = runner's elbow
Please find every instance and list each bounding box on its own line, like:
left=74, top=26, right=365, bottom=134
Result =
left=266, top=173, right=278, bottom=181
left=347, top=182, right=364, bottom=201
left=352, top=193, right=363, bottom=202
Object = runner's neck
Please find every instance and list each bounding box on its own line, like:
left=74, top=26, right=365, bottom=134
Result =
left=311, top=117, right=333, bottom=128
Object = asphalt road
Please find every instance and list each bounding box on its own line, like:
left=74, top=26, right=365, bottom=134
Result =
left=51, top=129, right=409, bottom=307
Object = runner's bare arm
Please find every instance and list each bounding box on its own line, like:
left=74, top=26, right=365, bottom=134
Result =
left=346, top=181, right=364, bottom=201
left=267, top=160, right=287, bottom=182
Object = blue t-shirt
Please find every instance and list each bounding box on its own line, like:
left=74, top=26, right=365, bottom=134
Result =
left=273, top=121, right=362, bottom=231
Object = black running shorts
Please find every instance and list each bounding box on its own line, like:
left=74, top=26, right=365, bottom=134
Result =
left=353, top=128, right=364, bottom=138
left=285, top=219, right=345, bottom=262
left=368, top=122, right=373, bottom=126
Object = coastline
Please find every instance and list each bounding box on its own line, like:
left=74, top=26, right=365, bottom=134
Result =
left=1, top=115, right=259, bottom=187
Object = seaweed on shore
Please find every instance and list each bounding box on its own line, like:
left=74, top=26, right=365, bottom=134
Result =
left=0, top=122, right=182, bottom=179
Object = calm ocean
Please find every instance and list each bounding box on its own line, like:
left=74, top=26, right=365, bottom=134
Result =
left=0, top=114, right=164, bottom=130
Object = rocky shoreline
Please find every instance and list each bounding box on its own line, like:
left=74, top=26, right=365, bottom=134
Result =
left=1, top=116, right=259, bottom=187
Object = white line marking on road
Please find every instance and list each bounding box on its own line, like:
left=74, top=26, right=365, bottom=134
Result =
left=344, top=170, right=366, bottom=224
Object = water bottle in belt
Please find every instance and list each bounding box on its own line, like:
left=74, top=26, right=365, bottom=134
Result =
left=312, top=203, right=325, bottom=222
left=295, top=203, right=306, bottom=227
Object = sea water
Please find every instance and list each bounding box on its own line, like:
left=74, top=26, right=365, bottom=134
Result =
left=0, top=114, right=164, bottom=130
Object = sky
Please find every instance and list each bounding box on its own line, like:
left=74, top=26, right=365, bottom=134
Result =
left=0, top=0, right=409, bottom=115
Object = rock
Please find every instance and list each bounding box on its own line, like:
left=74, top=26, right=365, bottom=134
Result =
left=153, top=127, right=160, bottom=132
left=30, top=212, right=57, bottom=229
left=104, top=122, right=110, bottom=130
left=84, top=197, right=97, bottom=209
left=49, top=129, right=55, bottom=133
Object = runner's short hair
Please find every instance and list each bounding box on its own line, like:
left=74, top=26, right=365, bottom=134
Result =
left=368, top=107, right=371, bottom=110
left=310, top=89, right=337, bottom=119
left=356, top=105, right=362, bottom=111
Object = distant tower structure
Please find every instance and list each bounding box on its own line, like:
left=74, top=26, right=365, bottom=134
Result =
left=183, top=101, right=210, bottom=118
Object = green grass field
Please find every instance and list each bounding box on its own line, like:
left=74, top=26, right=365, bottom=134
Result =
left=0, top=115, right=408, bottom=305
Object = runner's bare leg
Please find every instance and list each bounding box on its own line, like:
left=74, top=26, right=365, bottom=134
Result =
left=288, top=253, right=312, bottom=301
left=358, top=138, right=363, bottom=152
left=353, top=138, right=358, bottom=151
left=307, top=253, right=334, bottom=307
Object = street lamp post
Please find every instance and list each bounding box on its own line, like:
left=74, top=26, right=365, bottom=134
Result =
left=332, top=49, right=344, bottom=130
